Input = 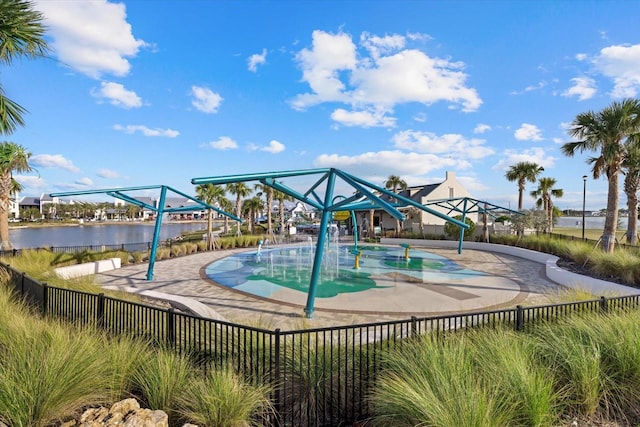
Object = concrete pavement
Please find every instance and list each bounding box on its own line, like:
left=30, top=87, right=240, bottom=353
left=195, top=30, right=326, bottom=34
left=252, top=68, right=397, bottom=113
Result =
left=94, top=244, right=568, bottom=330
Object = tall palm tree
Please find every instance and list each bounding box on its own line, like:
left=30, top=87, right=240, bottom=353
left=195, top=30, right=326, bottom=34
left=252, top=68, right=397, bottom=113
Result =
left=384, top=175, right=408, bottom=237
left=226, top=182, right=250, bottom=236
left=505, top=162, right=544, bottom=211
left=562, top=98, right=640, bottom=252
left=196, top=183, right=225, bottom=250
left=0, top=141, right=32, bottom=249
left=0, top=0, right=49, bottom=135
left=274, top=189, right=293, bottom=238
left=530, top=177, right=563, bottom=234
left=623, top=134, right=640, bottom=245
left=254, top=182, right=274, bottom=237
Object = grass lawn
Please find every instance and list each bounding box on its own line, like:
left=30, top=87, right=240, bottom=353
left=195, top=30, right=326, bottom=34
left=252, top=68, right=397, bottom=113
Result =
left=554, top=226, right=628, bottom=241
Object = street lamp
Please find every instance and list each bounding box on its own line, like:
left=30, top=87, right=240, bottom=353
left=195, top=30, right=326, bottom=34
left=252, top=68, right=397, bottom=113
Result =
left=582, top=175, right=587, bottom=240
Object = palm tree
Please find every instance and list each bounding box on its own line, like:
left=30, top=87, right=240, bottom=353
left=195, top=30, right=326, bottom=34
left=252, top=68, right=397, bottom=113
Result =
left=384, top=175, right=408, bottom=237
left=530, top=177, right=563, bottom=233
left=226, top=183, right=250, bottom=236
left=623, top=135, right=640, bottom=245
left=254, top=183, right=274, bottom=237
left=218, top=197, right=233, bottom=235
left=0, top=141, right=32, bottom=249
left=274, top=189, right=293, bottom=238
left=562, top=98, right=640, bottom=252
left=505, top=162, right=544, bottom=211
left=0, top=0, right=49, bottom=135
left=242, top=195, right=265, bottom=234
left=196, top=183, right=225, bottom=250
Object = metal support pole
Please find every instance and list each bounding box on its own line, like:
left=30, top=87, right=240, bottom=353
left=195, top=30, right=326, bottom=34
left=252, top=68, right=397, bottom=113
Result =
left=147, top=185, right=168, bottom=281
left=457, top=198, right=468, bottom=254
left=304, top=171, right=336, bottom=318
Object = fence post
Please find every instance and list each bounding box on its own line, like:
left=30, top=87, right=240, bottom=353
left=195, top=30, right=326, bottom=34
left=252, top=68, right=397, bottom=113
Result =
left=273, top=328, right=282, bottom=427
left=166, top=308, right=176, bottom=347
left=515, top=305, right=524, bottom=331
left=600, top=296, right=608, bottom=313
left=411, top=316, right=418, bottom=338
left=97, top=293, right=105, bottom=329
left=21, top=271, right=25, bottom=295
left=42, top=283, right=48, bottom=317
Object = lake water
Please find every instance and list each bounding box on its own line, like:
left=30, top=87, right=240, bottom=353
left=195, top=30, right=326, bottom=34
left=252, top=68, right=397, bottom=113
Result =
left=8, top=222, right=207, bottom=249
left=556, top=216, right=634, bottom=230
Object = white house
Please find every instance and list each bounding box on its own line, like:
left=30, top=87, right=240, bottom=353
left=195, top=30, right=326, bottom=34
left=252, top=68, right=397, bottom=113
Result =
left=374, top=171, right=476, bottom=235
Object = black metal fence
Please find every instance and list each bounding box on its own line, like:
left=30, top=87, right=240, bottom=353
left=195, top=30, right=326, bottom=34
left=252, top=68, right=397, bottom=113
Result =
left=3, top=261, right=640, bottom=426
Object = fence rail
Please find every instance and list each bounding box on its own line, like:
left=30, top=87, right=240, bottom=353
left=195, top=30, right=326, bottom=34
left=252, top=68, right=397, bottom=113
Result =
left=2, top=260, right=640, bottom=426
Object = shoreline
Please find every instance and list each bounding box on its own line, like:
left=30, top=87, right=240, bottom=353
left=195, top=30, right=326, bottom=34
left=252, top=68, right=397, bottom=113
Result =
left=9, top=219, right=208, bottom=229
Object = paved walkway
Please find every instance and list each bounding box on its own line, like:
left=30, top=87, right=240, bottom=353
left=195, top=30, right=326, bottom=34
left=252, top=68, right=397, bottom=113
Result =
left=94, top=245, right=566, bottom=329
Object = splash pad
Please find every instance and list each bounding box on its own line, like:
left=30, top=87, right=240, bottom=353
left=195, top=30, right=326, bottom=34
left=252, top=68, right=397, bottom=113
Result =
left=203, top=241, right=525, bottom=315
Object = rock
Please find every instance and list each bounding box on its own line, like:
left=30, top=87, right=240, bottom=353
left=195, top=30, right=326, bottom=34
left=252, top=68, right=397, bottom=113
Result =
left=79, top=399, right=168, bottom=427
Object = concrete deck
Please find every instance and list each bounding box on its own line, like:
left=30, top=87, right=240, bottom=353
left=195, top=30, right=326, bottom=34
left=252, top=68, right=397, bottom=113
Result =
left=92, top=241, right=621, bottom=329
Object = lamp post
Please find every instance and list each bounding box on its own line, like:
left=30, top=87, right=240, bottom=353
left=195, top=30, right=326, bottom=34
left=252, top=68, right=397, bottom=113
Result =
left=582, top=175, right=587, bottom=240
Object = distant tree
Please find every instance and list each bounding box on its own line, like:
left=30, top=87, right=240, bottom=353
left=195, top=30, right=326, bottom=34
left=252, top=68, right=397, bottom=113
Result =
left=505, top=162, right=544, bottom=211
left=274, top=189, right=293, bottom=237
left=226, top=183, right=250, bottom=236
left=218, top=197, right=233, bottom=235
left=254, top=182, right=274, bottom=238
left=384, top=175, right=408, bottom=237
left=242, top=195, right=264, bottom=234
left=196, top=183, right=225, bottom=250
left=0, top=142, right=32, bottom=249
left=443, top=215, right=475, bottom=240
left=530, top=177, right=563, bottom=233
left=562, top=98, right=640, bottom=252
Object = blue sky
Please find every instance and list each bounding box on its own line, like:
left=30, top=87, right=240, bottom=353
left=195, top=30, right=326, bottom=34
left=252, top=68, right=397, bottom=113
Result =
left=5, top=0, right=640, bottom=211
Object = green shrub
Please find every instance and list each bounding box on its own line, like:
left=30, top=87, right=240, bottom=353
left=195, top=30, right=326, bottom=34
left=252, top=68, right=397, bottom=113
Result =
left=133, top=349, right=192, bottom=424
left=371, top=334, right=510, bottom=426
left=443, top=215, right=476, bottom=240
left=178, top=367, right=272, bottom=427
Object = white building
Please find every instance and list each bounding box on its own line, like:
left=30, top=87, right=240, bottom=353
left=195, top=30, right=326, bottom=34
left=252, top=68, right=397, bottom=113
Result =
left=374, top=171, right=476, bottom=235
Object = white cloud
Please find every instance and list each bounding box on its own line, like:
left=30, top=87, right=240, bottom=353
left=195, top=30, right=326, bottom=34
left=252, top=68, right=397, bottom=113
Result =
left=261, top=140, right=286, bottom=153
left=360, top=32, right=406, bottom=60
left=15, top=175, right=46, bottom=189
left=35, top=0, right=146, bottom=78
left=525, top=81, right=547, bottom=92
left=113, top=124, right=179, bottom=138
left=206, top=136, right=238, bottom=150
left=492, top=147, right=556, bottom=171
left=290, top=30, right=481, bottom=126
left=91, top=81, right=143, bottom=108
left=576, top=53, right=588, bottom=61
left=190, top=85, right=223, bottom=113
left=331, top=108, right=396, bottom=128
left=31, top=154, right=80, bottom=172
left=473, top=123, right=491, bottom=134
left=314, top=150, right=469, bottom=179
left=75, top=177, right=94, bottom=186
left=392, top=130, right=495, bottom=159
left=97, top=168, right=120, bottom=179
left=594, top=43, right=640, bottom=98
left=514, top=123, right=543, bottom=141
left=248, top=48, right=267, bottom=72
left=562, top=77, right=597, bottom=101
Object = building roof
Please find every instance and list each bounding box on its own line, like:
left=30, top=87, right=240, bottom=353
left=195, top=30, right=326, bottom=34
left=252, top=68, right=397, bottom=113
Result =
left=19, top=196, right=41, bottom=207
